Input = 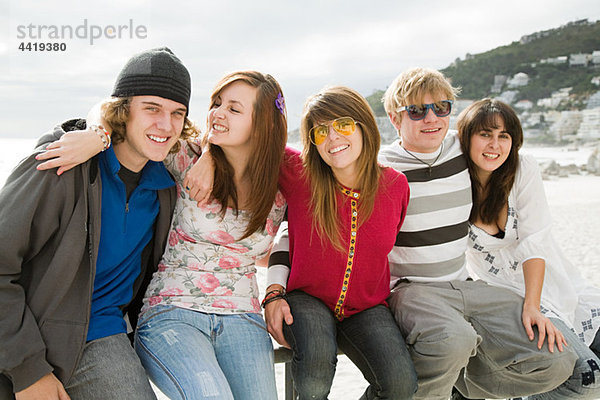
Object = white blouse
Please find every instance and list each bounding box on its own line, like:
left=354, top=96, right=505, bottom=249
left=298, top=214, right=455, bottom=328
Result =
left=466, top=154, right=600, bottom=345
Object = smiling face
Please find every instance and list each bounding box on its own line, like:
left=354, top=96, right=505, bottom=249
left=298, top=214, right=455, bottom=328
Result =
left=391, top=92, right=449, bottom=154
left=113, top=95, right=186, bottom=172
left=207, top=80, right=257, bottom=154
left=469, top=116, right=513, bottom=181
left=315, top=120, right=363, bottom=187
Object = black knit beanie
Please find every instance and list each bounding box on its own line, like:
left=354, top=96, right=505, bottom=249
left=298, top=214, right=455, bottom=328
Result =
left=112, top=47, right=191, bottom=112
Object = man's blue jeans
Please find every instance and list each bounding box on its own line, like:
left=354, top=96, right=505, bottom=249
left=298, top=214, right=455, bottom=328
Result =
left=134, top=305, right=277, bottom=400
left=283, top=290, right=417, bottom=400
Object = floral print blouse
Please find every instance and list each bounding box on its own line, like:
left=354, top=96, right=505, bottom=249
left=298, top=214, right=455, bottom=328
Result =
left=141, top=141, right=286, bottom=315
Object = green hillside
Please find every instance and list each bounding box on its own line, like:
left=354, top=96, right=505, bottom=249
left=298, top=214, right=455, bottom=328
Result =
left=441, top=20, right=600, bottom=101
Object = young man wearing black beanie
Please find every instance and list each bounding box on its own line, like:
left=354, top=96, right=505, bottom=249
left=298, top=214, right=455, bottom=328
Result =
left=0, top=47, right=196, bottom=400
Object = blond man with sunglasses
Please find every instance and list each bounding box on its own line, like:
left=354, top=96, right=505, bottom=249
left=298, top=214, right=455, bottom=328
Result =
left=378, top=67, right=578, bottom=399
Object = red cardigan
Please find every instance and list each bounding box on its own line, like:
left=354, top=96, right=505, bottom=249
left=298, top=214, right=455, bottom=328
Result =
left=280, top=147, right=409, bottom=320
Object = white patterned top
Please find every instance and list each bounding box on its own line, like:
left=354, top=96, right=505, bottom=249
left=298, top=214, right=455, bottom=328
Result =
left=141, top=141, right=286, bottom=315
left=466, top=154, right=600, bottom=345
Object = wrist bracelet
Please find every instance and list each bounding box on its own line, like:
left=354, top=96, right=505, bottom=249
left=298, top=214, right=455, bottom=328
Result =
left=265, top=288, right=285, bottom=298
left=261, top=294, right=285, bottom=309
left=90, top=125, right=111, bottom=151
left=260, top=288, right=286, bottom=308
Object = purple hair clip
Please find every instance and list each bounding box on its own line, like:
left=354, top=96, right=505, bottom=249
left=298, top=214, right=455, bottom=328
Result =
left=275, top=92, right=285, bottom=115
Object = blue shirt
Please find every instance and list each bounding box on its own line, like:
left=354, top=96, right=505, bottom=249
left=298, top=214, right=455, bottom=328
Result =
left=87, top=147, right=174, bottom=342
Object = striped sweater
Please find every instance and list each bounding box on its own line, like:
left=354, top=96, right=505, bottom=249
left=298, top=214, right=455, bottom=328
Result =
left=377, top=131, right=472, bottom=283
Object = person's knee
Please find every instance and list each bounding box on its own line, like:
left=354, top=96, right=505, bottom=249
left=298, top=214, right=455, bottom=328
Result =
left=447, top=329, right=479, bottom=359
left=413, top=326, right=478, bottom=362
left=293, top=343, right=337, bottom=372
left=512, top=348, right=579, bottom=394
left=378, top=374, right=418, bottom=400
left=290, top=344, right=336, bottom=399
left=293, top=371, right=334, bottom=400
left=375, top=353, right=418, bottom=399
left=543, top=349, right=579, bottom=384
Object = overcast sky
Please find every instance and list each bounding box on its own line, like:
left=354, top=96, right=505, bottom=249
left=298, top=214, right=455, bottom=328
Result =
left=1, top=0, right=599, bottom=138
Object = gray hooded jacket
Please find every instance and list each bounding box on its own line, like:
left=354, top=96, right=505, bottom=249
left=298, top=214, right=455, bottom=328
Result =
left=0, top=119, right=176, bottom=393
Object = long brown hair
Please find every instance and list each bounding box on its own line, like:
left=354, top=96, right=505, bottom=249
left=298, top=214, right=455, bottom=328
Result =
left=301, top=86, right=382, bottom=252
left=457, top=98, right=523, bottom=224
left=208, top=71, right=287, bottom=239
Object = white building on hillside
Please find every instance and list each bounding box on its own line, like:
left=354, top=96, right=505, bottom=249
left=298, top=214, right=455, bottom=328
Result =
left=497, top=90, right=519, bottom=104
left=570, top=53, right=591, bottom=67
left=538, top=98, right=555, bottom=108
left=588, top=91, right=600, bottom=109
left=491, top=75, right=507, bottom=93
left=521, top=112, right=543, bottom=128
left=507, top=72, right=529, bottom=88
left=538, top=88, right=572, bottom=109
left=549, top=110, right=583, bottom=140
left=515, top=100, right=533, bottom=110
left=541, top=56, right=568, bottom=65
left=577, top=108, right=600, bottom=140
left=543, top=110, right=562, bottom=125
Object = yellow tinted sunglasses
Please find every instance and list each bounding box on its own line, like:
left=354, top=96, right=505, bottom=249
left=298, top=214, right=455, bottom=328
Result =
left=309, top=117, right=358, bottom=146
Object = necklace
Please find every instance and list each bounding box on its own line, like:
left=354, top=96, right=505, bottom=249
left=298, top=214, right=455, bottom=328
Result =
left=402, top=142, right=444, bottom=176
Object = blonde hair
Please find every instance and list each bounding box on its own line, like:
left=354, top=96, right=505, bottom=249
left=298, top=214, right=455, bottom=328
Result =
left=300, top=86, right=382, bottom=252
left=101, top=97, right=199, bottom=154
left=383, top=67, right=460, bottom=123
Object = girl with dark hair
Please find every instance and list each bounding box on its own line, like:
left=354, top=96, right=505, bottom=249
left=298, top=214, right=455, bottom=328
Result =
left=458, top=98, right=600, bottom=399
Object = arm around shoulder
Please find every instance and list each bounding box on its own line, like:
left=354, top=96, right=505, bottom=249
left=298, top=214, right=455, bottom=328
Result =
left=35, top=119, right=106, bottom=175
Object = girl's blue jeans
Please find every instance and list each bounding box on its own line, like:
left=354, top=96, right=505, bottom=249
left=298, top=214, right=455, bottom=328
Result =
left=135, top=305, right=277, bottom=400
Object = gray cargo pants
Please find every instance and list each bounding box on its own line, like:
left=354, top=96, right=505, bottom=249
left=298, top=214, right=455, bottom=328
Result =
left=388, top=279, right=578, bottom=400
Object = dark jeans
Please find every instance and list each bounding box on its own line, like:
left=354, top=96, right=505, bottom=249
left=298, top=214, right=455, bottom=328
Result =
left=283, top=290, right=417, bottom=400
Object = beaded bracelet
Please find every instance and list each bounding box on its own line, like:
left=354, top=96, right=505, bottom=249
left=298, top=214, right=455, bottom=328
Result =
left=90, top=125, right=111, bottom=151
